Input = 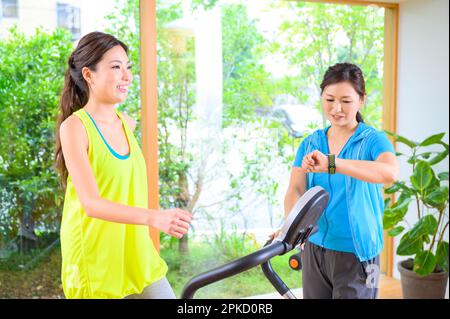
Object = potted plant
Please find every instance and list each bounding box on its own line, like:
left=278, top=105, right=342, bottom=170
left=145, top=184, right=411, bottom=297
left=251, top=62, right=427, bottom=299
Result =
left=383, top=131, right=449, bottom=299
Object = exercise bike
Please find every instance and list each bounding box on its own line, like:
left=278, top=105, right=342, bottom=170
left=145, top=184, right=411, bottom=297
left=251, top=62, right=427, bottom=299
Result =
left=181, top=186, right=329, bottom=299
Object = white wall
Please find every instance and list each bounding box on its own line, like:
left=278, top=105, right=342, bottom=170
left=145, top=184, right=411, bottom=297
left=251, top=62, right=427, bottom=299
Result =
left=0, top=0, right=116, bottom=39
left=395, top=0, right=449, bottom=297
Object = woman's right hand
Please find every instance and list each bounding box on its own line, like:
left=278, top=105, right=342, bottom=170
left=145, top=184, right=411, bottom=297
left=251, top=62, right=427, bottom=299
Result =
left=268, top=229, right=306, bottom=250
left=151, top=208, right=193, bottom=239
left=268, top=229, right=282, bottom=241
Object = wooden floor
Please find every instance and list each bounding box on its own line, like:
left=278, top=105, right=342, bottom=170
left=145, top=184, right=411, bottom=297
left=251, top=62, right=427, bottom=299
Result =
left=245, top=274, right=403, bottom=299
left=378, top=275, right=403, bottom=299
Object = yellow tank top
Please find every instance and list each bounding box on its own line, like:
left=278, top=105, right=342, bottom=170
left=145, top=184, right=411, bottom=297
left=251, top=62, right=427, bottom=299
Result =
left=60, top=108, right=167, bottom=299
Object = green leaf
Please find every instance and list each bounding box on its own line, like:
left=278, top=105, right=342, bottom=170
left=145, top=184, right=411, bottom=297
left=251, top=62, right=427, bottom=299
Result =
left=407, top=152, right=433, bottom=164
left=384, top=130, right=419, bottom=149
left=391, top=194, right=413, bottom=210
left=398, top=186, right=416, bottom=198
left=410, top=161, right=433, bottom=191
left=409, top=215, right=438, bottom=238
left=385, top=183, right=415, bottom=199
left=438, top=141, right=449, bottom=151
left=398, top=134, right=419, bottom=148
left=383, top=198, right=411, bottom=229
left=384, top=197, right=391, bottom=209
left=397, top=231, right=423, bottom=256
left=383, top=214, right=398, bottom=230
left=438, top=172, right=449, bottom=181
left=423, top=172, right=441, bottom=195
left=414, top=250, right=436, bottom=276
left=384, top=181, right=403, bottom=194
left=429, top=149, right=449, bottom=165
left=436, top=241, right=449, bottom=273
left=425, top=186, right=449, bottom=208
left=418, top=152, right=433, bottom=160
left=419, top=133, right=446, bottom=147
left=388, top=226, right=404, bottom=237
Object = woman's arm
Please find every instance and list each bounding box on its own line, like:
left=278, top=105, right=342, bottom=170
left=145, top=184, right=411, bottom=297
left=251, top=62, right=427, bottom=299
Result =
left=269, top=167, right=307, bottom=240
left=335, top=153, right=399, bottom=184
left=302, top=150, right=399, bottom=184
left=60, top=115, right=191, bottom=238
left=284, top=167, right=307, bottom=217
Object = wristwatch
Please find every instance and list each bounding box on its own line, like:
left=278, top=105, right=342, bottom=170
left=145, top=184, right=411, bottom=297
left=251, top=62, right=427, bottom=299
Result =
left=327, top=154, right=336, bottom=174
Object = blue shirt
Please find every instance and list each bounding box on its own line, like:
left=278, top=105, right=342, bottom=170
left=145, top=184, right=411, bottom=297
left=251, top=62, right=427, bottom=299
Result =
left=293, top=123, right=395, bottom=255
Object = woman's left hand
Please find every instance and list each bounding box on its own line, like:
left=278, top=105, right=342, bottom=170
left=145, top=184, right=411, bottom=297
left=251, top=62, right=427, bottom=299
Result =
left=301, top=150, right=329, bottom=173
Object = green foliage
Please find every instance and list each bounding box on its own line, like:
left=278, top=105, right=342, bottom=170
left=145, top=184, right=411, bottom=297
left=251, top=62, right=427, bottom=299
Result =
left=204, top=223, right=259, bottom=261
left=0, top=242, right=64, bottom=299
left=436, top=241, right=449, bottom=273
left=161, top=239, right=302, bottom=298
left=157, top=14, right=196, bottom=210
left=0, top=27, right=74, bottom=246
left=268, top=2, right=385, bottom=128
left=221, top=3, right=274, bottom=125
left=0, top=232, right=59, bottom=271
left=226, top=120, right=294, bottom=208
left=191, top=0, right=220, bottom=10
left=413, top=250, right=436, bottom=276
left=383, top=131, right=449, bottom=276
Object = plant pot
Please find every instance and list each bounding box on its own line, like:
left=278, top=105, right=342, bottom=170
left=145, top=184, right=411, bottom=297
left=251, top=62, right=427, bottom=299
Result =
left=398, top=259, right=449, bottom=299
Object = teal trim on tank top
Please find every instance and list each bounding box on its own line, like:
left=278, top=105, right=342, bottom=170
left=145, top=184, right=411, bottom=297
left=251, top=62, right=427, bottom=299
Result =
left=84, top=109, right=131, bottom=160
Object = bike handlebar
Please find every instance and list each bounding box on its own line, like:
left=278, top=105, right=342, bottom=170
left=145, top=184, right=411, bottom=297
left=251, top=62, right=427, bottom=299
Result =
left=181, top=241, right=289, bottom=299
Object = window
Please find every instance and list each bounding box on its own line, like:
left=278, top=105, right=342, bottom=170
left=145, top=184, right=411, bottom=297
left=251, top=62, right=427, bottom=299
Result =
left=1, top=0, right=18, bottom=18
left=56, top=3, right=81, bottom=40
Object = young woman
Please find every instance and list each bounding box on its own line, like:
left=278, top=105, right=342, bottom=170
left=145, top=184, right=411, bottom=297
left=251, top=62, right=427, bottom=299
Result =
left=55, top=32, right=192, bottom=299
left=273, top=63, right=398, bottom=299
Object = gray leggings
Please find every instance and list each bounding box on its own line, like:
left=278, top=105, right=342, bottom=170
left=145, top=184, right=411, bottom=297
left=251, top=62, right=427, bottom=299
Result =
left=124, top=277, right=176, bottom=299
left=302, top=241, right=380, bottom=299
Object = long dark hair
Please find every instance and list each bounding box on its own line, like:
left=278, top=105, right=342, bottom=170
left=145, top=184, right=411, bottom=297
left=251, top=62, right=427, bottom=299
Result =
left=54, top=32, right=128, bottom=190
left=320, top=62, right=365, bottom=123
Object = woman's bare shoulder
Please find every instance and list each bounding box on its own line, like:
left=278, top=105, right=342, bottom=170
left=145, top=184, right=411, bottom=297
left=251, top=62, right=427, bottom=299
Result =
left=60, top=114, right=88, bottom=149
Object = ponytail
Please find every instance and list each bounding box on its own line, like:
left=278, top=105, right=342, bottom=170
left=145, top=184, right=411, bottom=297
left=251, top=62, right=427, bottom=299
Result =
left=356, top=111, right=364, bottom=123
left=54, top=65, right=88, bottom=190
